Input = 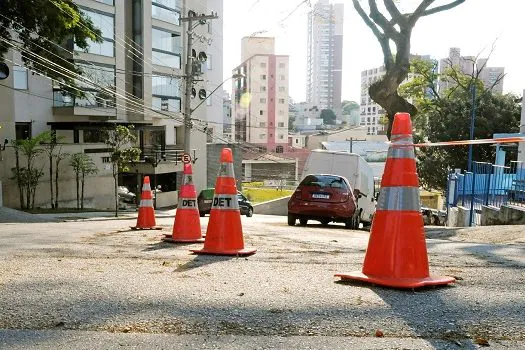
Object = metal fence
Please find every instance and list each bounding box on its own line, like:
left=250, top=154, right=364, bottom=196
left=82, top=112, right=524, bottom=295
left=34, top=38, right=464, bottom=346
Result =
left=447, top=161, right=525, bottom=226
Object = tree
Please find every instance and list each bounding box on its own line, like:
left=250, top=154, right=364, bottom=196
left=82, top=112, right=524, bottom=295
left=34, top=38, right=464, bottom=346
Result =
left=105, top=125, right=141, bottom=217
left=70, top=153, right=97, bottom=210
left=41, top=131, right=69, bottom=209
left=341, top=100, right=359, bottom=115
left=352, top=0, right=465, bottom=138
left=399, top=59, right=520, bottom=191
left=10, top=133, right=47, bottom=209
left=320, top=109, right=337, bottom=125
left=0, top=0, right=102, bottom=95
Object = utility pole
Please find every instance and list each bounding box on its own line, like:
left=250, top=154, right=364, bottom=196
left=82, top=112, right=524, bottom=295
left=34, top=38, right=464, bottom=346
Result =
left=346, top=137, right=366, bottom=153
left=180, top=11, right=218, bottom=155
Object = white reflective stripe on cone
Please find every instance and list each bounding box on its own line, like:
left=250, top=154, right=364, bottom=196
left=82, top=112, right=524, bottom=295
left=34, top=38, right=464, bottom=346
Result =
left=217, top=163, right=235, bottom=178
left=140, top=199, right=154, bottom=208
left=142, top=184, right=152, bottom=191
left=387, top=147, right=415, bottom=159
left=211, top=194, right=239, bottom=210
left=178, top=198, right=197, bottom=209
left=376, top=187, right=421, bottom=211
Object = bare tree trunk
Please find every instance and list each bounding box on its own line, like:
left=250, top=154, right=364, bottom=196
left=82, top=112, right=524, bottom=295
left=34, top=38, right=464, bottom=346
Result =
left=14, top=147, right=25, bottom=209
left=76, top=173, right=80, bottom=210
left=55, top=158, right=61, bottom=209
left=49, top=153, right=54, bottom=209
left=81, top=172, right=85, bottom=210
left=114, top=166, right=119, bottom=218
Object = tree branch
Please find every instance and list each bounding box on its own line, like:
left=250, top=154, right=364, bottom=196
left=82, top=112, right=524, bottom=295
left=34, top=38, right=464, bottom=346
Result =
left=352, top=0, right=394, bottom=69
left=368, top=0, right=401, bottom=42
left=420, top=0, right=465, bottom=17
left=383, top=0, right=407, bottom=28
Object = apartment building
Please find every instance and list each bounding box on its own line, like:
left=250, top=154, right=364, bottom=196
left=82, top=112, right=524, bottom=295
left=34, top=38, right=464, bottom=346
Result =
left=439, top=47, right=505, bottom=93
left=0, top=0, right=222, bottom=209
left=306, top=0, right=344, bottom=115
left=232, top=37, right=289, bottom=153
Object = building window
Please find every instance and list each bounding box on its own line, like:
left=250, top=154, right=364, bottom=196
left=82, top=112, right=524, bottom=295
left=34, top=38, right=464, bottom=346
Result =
left=279, top=110, right=284, bottom=116
left=278, top=134, right=284, bottom=140
left=83, top=129, right=105, bottom=143
left=260, top=98, right=266, bottom=103
left=152, top=74, right=181, bottom=112
left=75, top=9, right=114, bottom=57
left=15, top=122, right=31, bottom=140
left=279, top=75, right=285, bottom=80
left=206, top=127, right=214, bottom=142
left=13, top=66, right=28, bottom=90
left=259, top=122, right=266, bottom=127
left=75, top=63, right=116, bottom=107
left=278, top=86, right=285, bottom=93
left=152, top=0, right=180, bottom=24
left=259, top=110, right=264, bottom=115
left=278, top=98, right=285, bottom=104
left=260, top=62, right=266, bottom=68
left=259, top=134, right=266, bottom=139
left=276, top=145, right=284, bottom=153
left=278, top=122, right=284, bottom=127
left=261, top=74, right=266, bottom=80
left=279, top=63, right=286, bottom=69
left=260, top=86, right=266, bottom=92
left=152, top=28, right=181, bottom=68
left=295, top=139, right=299, bottom=144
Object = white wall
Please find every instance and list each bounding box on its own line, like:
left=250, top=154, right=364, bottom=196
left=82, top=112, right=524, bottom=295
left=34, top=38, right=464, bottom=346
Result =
left=519, top=89, right=525, bottom=162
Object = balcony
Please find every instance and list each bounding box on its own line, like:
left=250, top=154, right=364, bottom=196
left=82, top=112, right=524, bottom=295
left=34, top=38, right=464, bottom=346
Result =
left=53, top=90, right=117, bottom=117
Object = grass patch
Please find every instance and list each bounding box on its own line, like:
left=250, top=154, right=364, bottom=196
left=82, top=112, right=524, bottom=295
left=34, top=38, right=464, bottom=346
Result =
left=243, top=188, right=294, bottom=203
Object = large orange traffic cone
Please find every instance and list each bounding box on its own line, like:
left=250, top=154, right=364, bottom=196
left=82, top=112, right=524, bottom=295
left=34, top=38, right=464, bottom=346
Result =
left=191, top=148, right=256, bottom=256
left=335, top=112, right=455, bottom=289
left=131, top=176, right=160, bottom=230
left=163, top=163, right=204, bottom=243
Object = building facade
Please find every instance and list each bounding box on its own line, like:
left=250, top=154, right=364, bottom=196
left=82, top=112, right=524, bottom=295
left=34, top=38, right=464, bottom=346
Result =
left=0, top=0, right=222, bottom=208
left=306, top=0, right=344, bottom=115
left=439, top=47, right=505, bottom=94
left=232, top=37, right=289, bottom=153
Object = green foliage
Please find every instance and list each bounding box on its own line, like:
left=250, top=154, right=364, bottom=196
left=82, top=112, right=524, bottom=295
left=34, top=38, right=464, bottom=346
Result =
left=341, top=100, right=359, bottom=115
left=70, top=153, right=97, bottom=209
left=320, top=109, right=337, bottom=125
left=401, top=59, right=521, bottom=191
left=104, top=125, right=141, bottom=216
left=0, top=0, right=102, bottom=95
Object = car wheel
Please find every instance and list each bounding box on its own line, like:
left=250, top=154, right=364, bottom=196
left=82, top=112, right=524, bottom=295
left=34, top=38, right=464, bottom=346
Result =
left=246, top=207, right=253, bottom=217
left=299, top=218, right=308, bottom=226
left=287, top=214, right=296, bottom=226
left=320, top=219, right=329, bottom=226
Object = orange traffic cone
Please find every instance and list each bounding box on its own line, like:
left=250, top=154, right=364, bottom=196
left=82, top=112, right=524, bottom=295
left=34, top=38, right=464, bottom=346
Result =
left=191, top=148, right=256, bottom=256
left=163, top=163, right=204, bottom=243
left=335, top=112, right=455, bottom=289
left=131, top=176, right=160, bottom=230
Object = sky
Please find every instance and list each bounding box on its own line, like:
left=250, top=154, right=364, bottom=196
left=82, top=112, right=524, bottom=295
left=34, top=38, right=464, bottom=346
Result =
left=222, top=0, right=524, bottom=103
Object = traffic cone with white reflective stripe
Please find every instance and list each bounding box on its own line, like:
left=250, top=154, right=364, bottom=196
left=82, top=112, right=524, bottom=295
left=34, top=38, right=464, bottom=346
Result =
left=163, top=163, right=204, bottom=243
left=335, top=112, right=455, bottom=289
left=131, top=176, right=159, bottom=230
left=191, top=148, right=256, bottom=256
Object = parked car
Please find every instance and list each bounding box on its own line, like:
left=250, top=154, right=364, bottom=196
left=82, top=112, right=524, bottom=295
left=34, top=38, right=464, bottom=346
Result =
left=117, top=186, right=136, bottom=203
left=287, top=174, right=359, bottom=229
left=197, top=188, right=254, bottom=217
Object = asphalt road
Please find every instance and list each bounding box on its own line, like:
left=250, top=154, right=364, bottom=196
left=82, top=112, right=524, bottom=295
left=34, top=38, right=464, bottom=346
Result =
left=0, top=213, right=524, bottom=349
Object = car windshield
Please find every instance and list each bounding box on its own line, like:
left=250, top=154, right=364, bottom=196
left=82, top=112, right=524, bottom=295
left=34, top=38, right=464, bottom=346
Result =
left=300, top=175, right=348, bottom=190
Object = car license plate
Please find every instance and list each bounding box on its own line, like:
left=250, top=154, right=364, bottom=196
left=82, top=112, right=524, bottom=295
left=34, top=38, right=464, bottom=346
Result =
left=204, top=200, right=212, bottom=204
left=312, top=193, right=329, bottom=199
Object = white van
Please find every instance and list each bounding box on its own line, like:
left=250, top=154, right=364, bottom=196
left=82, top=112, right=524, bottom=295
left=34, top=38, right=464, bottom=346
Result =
left=301, top=150, right=377, bottom=224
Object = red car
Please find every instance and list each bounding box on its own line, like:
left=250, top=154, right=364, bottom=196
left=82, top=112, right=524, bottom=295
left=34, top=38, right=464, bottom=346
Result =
left=287, top=174, right=359, bottom=229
